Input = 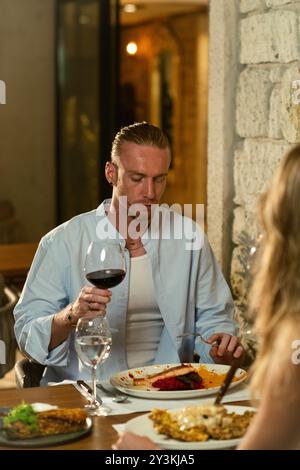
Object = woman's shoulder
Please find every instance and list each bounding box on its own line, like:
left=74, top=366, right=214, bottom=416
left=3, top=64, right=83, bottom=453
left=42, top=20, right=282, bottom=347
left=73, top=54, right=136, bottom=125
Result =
left=268, top=323, right=300, bottom=395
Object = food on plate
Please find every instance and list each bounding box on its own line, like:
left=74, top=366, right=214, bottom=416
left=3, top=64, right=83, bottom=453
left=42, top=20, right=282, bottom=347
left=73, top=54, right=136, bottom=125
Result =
left=131, top=364, right=245, bottom=391
left=133, top=364, right=203, bottom=390
left=3, top=402, right=88, bottom=440
left=152, top=372, right=203, bottom=391
left=149, top=405, right=255, bottom=441
left=132, top=364, right=202, bottom=390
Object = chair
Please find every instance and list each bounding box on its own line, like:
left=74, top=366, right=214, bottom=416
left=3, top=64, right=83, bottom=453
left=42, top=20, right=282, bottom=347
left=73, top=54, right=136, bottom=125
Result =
left=0, top=274, right=18, bottom=378
left=14, top=358, right=46, bottom=388
left=0, top=200, right=18, bottom=243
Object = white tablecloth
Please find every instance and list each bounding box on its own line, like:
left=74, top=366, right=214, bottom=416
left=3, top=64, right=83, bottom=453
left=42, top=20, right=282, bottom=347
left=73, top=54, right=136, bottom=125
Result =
left=71, top=381, right=251, bottom=416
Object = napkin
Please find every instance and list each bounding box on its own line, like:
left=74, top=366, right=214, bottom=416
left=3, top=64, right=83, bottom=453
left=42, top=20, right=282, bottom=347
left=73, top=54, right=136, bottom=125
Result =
left=31, top=403, right=58, bottom=412
left=48, top=380, right=77, bottom=386
left=113, top=423, right=125, bottom=434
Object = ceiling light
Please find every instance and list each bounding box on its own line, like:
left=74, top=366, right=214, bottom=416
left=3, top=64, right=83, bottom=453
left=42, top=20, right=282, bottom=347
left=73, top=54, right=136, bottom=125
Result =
left=126, top=41, right=138, bottom=55
left=123, top=4, right=137, bottom=13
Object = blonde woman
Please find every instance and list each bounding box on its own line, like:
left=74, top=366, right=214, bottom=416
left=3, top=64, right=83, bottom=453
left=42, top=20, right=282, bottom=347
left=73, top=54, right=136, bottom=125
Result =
left=113, top=145, right=300, bottom=450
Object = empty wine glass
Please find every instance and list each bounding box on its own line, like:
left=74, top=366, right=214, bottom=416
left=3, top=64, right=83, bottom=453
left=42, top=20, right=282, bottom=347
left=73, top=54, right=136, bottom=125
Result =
left=75, top=316, right=112, bottom=416
left=84, top=240, right=126, bottom=289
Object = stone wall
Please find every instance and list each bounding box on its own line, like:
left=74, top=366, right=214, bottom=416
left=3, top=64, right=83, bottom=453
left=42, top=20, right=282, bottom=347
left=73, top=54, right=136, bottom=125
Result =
left=207, top=0, right=239, bottom=277
left=231, top=0, right=300, bottom=310
left=208, top=0, right=300, bottom=336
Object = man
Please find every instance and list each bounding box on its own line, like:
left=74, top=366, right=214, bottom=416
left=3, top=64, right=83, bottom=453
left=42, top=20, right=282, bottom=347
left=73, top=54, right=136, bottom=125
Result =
left=14, top=122, right=243, bottom=384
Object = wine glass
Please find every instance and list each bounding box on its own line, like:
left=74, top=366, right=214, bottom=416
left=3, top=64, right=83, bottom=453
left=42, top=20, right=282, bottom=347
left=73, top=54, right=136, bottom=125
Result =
left=84, top=240, right=126, bottom=289
left=75, top=316, right=112, bottom=416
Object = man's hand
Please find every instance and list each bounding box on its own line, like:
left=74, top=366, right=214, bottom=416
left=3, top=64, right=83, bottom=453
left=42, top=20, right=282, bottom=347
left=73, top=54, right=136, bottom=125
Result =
left=207, top=333, right=244, bottom=366
left=49, top=286, right=112, bottom=351
left=71, top=286, right=112, bottom=322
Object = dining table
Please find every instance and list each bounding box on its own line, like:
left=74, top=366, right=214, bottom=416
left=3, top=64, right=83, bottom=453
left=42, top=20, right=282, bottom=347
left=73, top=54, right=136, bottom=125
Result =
left=0, top=384, right=252, bottom=450
left=0, top=242, right=38, bottom=286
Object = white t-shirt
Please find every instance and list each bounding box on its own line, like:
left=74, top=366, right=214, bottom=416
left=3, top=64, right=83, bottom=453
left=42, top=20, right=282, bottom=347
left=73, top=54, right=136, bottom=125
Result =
left=126, top=253, right=164, bottom=368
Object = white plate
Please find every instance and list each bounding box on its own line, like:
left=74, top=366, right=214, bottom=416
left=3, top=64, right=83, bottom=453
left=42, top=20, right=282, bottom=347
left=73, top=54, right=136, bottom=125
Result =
left=110, top=363, right=247, bottom=399
left=125, top=405, right=255, bottom=450
left=0, top=409, right=93, bottom=448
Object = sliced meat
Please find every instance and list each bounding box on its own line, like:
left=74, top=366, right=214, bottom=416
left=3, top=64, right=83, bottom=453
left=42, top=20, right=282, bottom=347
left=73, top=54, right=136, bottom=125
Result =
left=133, top=364, right=196, bottom=387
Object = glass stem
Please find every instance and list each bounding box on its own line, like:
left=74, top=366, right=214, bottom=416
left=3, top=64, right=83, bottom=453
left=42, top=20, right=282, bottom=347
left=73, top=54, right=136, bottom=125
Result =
left=92, top=365, right=97, bottom=401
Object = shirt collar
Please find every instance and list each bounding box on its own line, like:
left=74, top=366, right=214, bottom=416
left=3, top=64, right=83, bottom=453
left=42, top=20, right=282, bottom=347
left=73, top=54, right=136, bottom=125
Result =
left=95, top=199, right=162, bottom=247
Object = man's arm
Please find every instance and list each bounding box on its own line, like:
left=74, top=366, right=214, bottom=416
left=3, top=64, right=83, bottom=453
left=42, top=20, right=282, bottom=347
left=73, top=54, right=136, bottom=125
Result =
left=14, top=236, right=71, bottom=365
left=49, top=305, right=75, bottom=351
left=14, top=233, right=113, bottom=362
left=15, top=231, right=114, bottom=371
left=195, top=235, right=243, bottom=364
left=49, top=286, right=111, bottom=350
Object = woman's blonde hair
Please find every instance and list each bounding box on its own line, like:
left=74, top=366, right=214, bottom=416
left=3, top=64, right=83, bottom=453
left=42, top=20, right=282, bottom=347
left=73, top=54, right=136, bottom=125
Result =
left=250, top=144, right=300, bottom=392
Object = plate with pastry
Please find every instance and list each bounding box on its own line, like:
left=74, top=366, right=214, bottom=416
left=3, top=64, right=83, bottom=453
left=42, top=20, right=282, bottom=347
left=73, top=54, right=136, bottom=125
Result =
left=110, top=363, right=247, bottom=399
left=0, top=402, right=92, bottom=448
left=125, top=404, right=256, bottom=449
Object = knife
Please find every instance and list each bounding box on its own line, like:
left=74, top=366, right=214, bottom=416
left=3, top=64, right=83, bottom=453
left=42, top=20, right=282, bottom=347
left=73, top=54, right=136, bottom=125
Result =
left=77, top=380, right=102, bottom=406
left=214, top=360, right=240, bottom=406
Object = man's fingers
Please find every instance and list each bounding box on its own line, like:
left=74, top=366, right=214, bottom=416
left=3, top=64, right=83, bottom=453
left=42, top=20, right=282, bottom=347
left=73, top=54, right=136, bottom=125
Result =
left=209, top=345, right=218, bottom=359
left=207, top=333, right=222, bottom=344
left=216, top=334, right=231, bottom=356
left=72, top=294, right=108, bottom=321
left=208, top=334, right=242, bottom=357
left=88, top=302, right=107, bottom=311
left=82, top=286, right=112, bottom=297
left=209, top=336, right=244, bottom=365
left=227, top=335, right=238, bottom=352
left=233, top=345, right=244, bottom=358
left=82, top=293, right=111, bottom=304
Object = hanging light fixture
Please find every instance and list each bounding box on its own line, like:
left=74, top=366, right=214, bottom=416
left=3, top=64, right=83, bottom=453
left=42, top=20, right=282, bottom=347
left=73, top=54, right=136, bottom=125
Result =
left=123, top=4, right=137, bottom=14
left=126, top=41, right=138, bottom=55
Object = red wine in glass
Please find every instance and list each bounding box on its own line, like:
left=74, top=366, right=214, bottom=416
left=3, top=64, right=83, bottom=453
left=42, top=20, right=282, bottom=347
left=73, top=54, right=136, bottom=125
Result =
left=85, top=241, right=126, bottom=289
left=86, top=269, right=126, bottom=289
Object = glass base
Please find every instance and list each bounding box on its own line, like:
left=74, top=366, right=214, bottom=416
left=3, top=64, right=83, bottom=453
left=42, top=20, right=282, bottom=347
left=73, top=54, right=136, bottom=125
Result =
left=84, top=403, right=111, bottom=416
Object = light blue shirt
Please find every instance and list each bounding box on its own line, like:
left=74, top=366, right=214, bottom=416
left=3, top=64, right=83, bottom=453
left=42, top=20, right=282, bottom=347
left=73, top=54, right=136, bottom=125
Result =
left=14, top=201, right=237, bottom=384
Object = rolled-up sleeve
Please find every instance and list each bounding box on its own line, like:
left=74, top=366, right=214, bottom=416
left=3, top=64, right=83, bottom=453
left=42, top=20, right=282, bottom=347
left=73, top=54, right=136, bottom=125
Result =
left=14, top=234, right=71, bottom=366
left=194, top=235, right=237, bottom=362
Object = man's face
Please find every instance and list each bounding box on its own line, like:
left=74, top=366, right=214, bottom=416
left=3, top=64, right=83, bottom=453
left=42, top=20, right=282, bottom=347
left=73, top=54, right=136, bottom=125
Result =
left=109, top=142, right=170, bottom=213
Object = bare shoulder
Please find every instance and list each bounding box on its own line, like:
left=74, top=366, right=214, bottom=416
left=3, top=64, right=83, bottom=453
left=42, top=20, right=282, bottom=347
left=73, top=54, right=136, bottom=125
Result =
left=263, top=330, right=300, bottom=410
left=239, top=327, right=300, bottom=449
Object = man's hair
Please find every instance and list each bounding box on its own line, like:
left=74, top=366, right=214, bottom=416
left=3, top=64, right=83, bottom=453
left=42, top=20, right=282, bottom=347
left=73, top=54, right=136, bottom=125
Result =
left=111, top=122, right=170, bottom=164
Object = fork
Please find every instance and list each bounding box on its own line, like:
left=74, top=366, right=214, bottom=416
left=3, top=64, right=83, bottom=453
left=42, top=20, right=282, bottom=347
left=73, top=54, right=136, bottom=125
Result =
left=96, top=383, right=128, bottom=403
left=77, top=380, right=103, bottom=407
left=177, top=332, right=219, bottom=346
